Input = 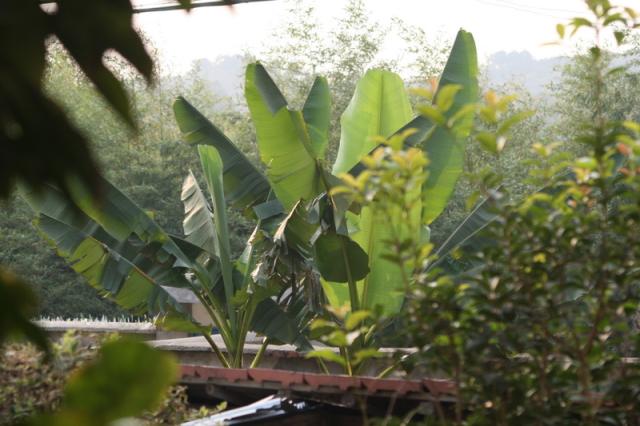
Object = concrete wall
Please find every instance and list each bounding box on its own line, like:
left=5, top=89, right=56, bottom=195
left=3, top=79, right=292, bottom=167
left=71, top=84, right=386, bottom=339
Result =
left=37, top=319, right=188, bottom=341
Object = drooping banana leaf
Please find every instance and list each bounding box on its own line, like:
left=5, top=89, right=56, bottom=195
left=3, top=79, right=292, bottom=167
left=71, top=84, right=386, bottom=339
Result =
left=272, top=200, right=317, bottom=259
left=46, top=176, right=208, bottom=288
left=21, top=177, right=234, bottom=349
left=173, top=96, right=271, bottom=215
left=252, top=293, right=313, bottom=351
left=245, top=63, right=329, bottom=209
left=332, top=69, right=413, bottom=175
left=37, top=214, right=192, bottom=317
left=430, top=173, right=574, bottom=274
left=59, top=175, right=173, bottom=245
left=181, top=171, right=217, bottom=256
left=325, top=69, right=416, bottom=313
left=20, top=181, right=200, bottom=288
left=20, top=181, right=98, bottom=233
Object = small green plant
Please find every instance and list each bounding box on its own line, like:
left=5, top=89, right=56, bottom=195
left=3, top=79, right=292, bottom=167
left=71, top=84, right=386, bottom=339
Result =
left=306, top=306, right=388, bottom=376
left=332, top=129, right=431, bottom=292
left=1, top=333, right=86, bottom=423
left=322, top=81, right=526, bottom=378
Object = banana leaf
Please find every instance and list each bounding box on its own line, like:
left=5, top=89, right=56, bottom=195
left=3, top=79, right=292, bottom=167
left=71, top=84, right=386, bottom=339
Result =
left=173, top=96, right=271, bottom=215
left=432, top=191, right=499, bottom=263
left=346, top=29, right=479, bottom=226
left=181, top=170, right=218, bottom=257
left=421, top=29, right=479, bottom=224
left=325, top=69, right=415, bottom=313
left=302, top=76, right=331, bottom=159
left=252, top=292, right=313, bottom=351
left=313, top=232, right=369, bottom=284
left=20, top=181, right=201, bottom=288
left=197, top=145, right=237, bottom=331
left=245, top=63, right=329, bottom=209
left=272, top=200, right=317, bottom=259
left=332, top=69, right=413, bottom=174
left=37, top=214, right=192, bottom=317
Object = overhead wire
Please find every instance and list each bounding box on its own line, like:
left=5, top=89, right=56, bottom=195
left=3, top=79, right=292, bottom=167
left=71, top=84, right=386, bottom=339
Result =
left=132, top=0, right=275, bottom=13
left=484, top=0, right=584, bottom=15
left=38, top=0, right=276, bottom=14
left=473, top=0, right=582, bottom=19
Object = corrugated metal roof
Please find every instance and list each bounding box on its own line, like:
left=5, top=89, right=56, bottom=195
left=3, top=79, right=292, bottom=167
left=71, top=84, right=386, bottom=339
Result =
left=182, top=395, right=320, bottom=425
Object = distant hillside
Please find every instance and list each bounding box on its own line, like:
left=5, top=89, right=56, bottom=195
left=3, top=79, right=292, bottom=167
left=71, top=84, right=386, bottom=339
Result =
left=485, top=51, right=567, bottom=94
left=194, top=55, right=246, bottom=104
left=193, top=51, right=568, bottom=103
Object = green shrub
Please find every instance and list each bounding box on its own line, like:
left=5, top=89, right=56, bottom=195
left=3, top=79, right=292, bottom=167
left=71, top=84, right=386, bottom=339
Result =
left=405, top=2, right=640, bottom=424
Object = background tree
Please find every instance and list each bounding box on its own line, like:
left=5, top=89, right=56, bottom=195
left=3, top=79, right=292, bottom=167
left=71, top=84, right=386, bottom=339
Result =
left=548, top=32, right=640, bottom=151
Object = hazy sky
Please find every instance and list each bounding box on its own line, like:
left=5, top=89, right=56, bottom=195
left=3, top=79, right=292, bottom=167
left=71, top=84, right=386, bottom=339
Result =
left=133, top=0, right=640, bottom=72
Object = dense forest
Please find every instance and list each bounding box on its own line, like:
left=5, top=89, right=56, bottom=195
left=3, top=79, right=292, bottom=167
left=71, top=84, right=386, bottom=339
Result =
left=2, top=0, right=640, bottom=318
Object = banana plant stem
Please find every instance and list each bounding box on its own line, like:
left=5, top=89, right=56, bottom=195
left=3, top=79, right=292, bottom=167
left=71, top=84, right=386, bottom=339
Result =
left=318, top=165, right=361, bottom=311
left=341, top=347, right=353, bottom=376
left=192, top=281, right=233, bottom=350
left=376, top=361, right=399, bottom=379
left=203, top=332, right=230, bottom=368
left=316, top=357, right=330, bottom=374
left=235, top=296, right=260, bottom=367
left=250, top=337, right=270, bottom=368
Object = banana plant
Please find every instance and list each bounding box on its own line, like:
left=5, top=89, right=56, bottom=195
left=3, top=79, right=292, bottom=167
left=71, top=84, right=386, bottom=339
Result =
left=173, top=29, right=481, bottom=316
left=20, top=143, right=313, bottom=369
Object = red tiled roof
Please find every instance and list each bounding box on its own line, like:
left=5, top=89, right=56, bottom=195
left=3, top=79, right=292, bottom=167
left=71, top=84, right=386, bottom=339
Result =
left=180, top=365, right=456, bottom=401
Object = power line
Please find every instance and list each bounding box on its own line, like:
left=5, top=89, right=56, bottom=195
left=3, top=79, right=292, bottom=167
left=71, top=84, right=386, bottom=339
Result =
left=487, top=0, right=584, bottom=15
left=132, top=0, right=276, bottom=13
left=38, top=0, right=276, bottom=14
left=474, top=0, right=577, bottom=19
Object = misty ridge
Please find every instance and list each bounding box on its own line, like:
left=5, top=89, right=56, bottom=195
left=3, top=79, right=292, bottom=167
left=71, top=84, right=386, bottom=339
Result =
left=190, top=50, right=567, bottom=110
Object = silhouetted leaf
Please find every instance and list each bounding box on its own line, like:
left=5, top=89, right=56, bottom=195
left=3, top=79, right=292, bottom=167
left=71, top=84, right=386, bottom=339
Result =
left=53, top=0, right=153, bottom=127
left=32, top=339, right=177, bottom=425
left=174, top=97, right=271, bottom=215
left=0, top=268, right=50, bottom=355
